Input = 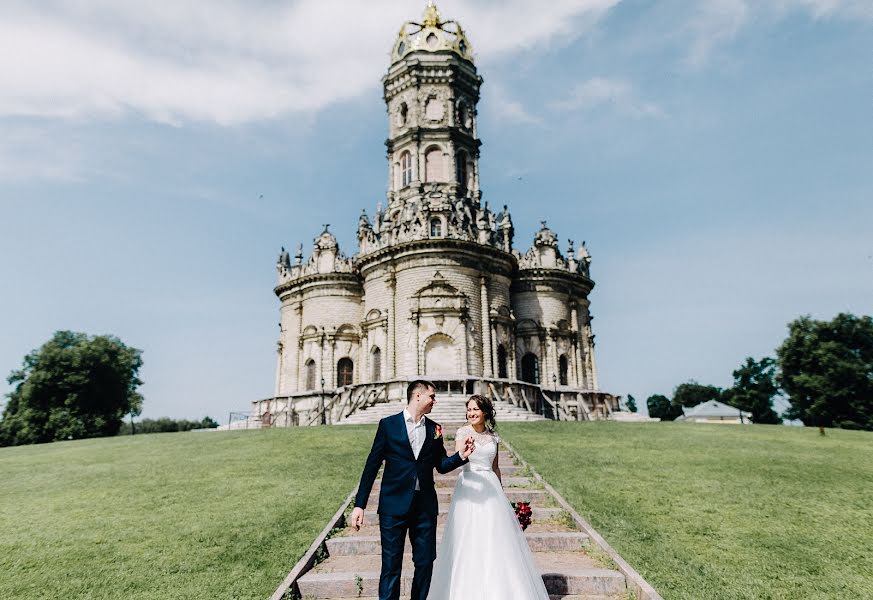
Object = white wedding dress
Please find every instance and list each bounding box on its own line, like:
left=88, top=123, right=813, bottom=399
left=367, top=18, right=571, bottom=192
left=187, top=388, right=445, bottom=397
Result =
left=428, top=426, right=550, bottom=600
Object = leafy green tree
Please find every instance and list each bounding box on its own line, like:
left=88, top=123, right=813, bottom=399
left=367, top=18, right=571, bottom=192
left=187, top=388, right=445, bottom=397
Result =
left=118, top=416, right=219, bottom=435
left=672, top=381, right=723, bottom=409
left=777, top=313, right=873, bottom=430
left=647, top=394, right=682, bottom=420
left=0, top=331, right=143, bottom=446
left=722, top=357, right=781, bottom=424
left=200, top=416, right=219, bottom=429
left=625, top=394, right=638, bottom=413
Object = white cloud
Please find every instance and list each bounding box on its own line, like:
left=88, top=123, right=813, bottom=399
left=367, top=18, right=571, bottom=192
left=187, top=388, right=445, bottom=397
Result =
left=0, top=0, right=621, bottom=127
left=487, top=82, right=542, bottom=124
left=682, top=0, right=873, bottom=68
left=550, top=77, right=664, bottom=118
left=684, top=0, right=748, bottom=68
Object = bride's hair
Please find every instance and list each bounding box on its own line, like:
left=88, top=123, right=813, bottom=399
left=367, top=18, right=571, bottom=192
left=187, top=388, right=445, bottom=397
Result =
left=466, top=395, right=497, bottom=431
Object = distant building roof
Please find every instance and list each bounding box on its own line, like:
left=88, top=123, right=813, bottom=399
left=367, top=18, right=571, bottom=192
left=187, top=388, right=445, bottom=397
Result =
left=675, top=400, right=751, bottom=421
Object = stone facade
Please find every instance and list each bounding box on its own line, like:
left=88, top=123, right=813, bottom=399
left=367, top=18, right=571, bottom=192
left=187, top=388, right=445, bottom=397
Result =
left=258, top=3, right=613, bottom=425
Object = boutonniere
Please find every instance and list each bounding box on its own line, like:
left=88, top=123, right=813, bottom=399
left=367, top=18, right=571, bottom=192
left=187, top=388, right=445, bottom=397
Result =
left=434, top=424, right=442, bottom=439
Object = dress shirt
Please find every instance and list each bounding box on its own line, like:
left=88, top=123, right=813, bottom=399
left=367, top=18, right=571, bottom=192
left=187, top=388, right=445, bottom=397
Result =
left=403, top=408, right=426, bottom=491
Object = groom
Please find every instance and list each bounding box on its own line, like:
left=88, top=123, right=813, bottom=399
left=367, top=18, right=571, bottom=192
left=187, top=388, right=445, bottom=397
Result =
left=350, top=380, right=474, bottom=600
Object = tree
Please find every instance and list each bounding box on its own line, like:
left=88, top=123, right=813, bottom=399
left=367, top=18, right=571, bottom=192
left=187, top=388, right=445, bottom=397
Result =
left=647, top=394, right=682, bottom=420
left=722, top=357, right=781, bottom=424
left=200, top=416, right=219, bottom=429
left=118, top=416, right=219, bottom=435
left=0, top=331, right=143, bottom=446
left=672, top=381, right=723, bottom=409
left=777, top=313, right=873, bottom=431
left=625, top=394, right=638, bottom=413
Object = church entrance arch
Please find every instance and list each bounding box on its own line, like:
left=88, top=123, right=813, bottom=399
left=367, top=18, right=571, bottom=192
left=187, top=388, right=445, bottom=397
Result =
left=521, top=353, right=539, bottom=384
left=424, top=334, right=457, bottom=376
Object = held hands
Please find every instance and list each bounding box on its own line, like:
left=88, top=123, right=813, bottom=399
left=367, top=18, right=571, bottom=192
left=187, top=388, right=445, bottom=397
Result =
left=350, top=507, right=365, bottom=531
left=460, top=435, right=476, bottom=459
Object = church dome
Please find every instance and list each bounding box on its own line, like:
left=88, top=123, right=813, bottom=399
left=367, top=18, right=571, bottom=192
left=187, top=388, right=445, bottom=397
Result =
left=391, top=1, right=473, bottom=64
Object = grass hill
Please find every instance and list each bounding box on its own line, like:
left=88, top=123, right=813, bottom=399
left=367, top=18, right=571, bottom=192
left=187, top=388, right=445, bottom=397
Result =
left=503, top=421, right=873, bottom=600
left=1, top=422, right=871, bottom=599
left=0, top=427, right=374, bottom=600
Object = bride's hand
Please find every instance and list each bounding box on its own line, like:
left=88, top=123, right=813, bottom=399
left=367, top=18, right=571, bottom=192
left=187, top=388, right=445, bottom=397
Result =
left=460, top=435, right=475, bottom=459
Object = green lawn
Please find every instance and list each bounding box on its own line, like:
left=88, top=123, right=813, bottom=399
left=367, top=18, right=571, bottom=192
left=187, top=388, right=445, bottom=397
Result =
left=502, top=421, right=873, bottom=600
left=4, top=422, right=872, bottom=600
left=0, top=427, right=374, bottom=600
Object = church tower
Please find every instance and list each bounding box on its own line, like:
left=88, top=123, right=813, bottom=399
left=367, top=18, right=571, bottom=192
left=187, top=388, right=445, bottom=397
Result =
left=259, top=1, right=616, bottom=428
left=384, top=2, right=481, bottom=211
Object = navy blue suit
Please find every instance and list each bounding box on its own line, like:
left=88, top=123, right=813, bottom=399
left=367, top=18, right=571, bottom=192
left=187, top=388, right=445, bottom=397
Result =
left=354, top=412, right=467, bottom=600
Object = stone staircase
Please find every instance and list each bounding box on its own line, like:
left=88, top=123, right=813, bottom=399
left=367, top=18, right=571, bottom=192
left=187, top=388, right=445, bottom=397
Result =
left=338, top=395, right=548, bottom=426
left=295, top=432, right=630, bottom=599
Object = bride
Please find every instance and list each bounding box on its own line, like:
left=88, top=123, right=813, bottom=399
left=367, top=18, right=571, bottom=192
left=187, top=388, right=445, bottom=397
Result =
left=428, top=395, right=550, bottom=599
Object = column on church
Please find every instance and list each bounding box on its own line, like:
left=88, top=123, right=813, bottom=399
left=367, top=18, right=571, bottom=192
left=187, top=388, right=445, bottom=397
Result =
left=588, top=327, right=600, bottom=390
left=328, top=334, right=336, bottom=389
left=359, top=330, right=367, bottom=385
left=490, top=321, right=499, bottom=378
left=509, top=332, right=518, bottom=381
left=572, top=304, right=585, bottom=388
left=293, top=302, right=303, bottom=393
left=461, top=315, right=470, bottom=376
left=479, top=276, right=492, bottom=377
left=412, top=314, right=421, bottom=375
left=317, top=332, right=325, bottom=391
left=388, top=273, right=397, bottom=378
left=274, top=339, right=283, bottom=397
left=540, top=332, right=550, bottom=386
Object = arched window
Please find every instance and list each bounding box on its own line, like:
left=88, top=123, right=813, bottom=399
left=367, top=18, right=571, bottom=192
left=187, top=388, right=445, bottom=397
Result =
left=559, top=354, right=569, bottom=386
left=370, top=347, right=382, bottom=381
left=430, top=218, right=443, bottom=238
left=497, top=345, right=508, bottom=379
left=425, top=147, right=444, bottom=182
left=521, top=353, right=539, bottom=384
left=337, top=358, right=354, bottom=387
left=305, top=359, right=316, bottom=391
left=400, top=151, right=413, bottom=187
left=456, top=151, right=468, bottom=191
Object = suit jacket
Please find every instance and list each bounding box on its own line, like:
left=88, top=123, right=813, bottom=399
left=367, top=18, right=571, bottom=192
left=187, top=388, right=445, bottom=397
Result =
left=354, top=411, right=467, bottom=516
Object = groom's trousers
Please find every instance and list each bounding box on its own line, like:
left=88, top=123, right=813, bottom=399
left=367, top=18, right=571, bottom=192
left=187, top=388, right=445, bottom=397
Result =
left=379, top=491, right=437, bottom=600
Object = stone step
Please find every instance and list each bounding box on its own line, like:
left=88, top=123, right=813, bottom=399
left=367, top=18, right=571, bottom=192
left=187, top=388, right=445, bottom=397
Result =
left=373, top=475, right=529, bottom=488
left=323, top=596, right=620, bottom=600
left=326, top=531, right=589, bottom=555
left=367, top=488, right=546, bottom=506
left=362, top=505, right=562, bottom=527
left=297, top=552, right=626, bottom=597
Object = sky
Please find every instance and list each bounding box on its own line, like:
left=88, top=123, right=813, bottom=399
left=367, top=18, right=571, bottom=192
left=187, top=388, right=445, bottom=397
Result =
left=0, top=0, right=871, bottom=421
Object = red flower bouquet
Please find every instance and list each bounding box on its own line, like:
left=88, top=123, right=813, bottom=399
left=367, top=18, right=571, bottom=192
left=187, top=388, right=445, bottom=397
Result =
left=511, top=501, right=532, bottom=531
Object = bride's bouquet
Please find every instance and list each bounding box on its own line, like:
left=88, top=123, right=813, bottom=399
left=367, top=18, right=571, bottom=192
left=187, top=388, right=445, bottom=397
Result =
left=511, top=501, right=532, bottom=530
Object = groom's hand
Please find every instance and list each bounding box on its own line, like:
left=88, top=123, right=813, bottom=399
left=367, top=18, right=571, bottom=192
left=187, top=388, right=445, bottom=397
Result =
left=460, top=435, right=476, bottom=459
left=350, top=507, right=364, bottom=531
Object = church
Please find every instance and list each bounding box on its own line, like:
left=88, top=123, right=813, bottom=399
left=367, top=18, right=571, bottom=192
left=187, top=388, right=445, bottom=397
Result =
left=251, top=3, right=618, bottom=427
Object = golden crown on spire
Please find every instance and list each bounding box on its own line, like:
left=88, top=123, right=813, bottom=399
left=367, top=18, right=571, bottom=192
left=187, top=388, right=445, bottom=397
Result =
left=391, top=1, right=473, bottom=64
left=422, top=0, right=441, bottom=28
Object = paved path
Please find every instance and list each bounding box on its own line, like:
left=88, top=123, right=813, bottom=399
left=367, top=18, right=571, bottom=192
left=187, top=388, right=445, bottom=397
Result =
left=296, top=425, right=630, bottom=599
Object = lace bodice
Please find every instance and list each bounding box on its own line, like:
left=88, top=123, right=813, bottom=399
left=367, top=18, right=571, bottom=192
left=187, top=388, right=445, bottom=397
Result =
left=456, top=425, right=499, bottom=472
